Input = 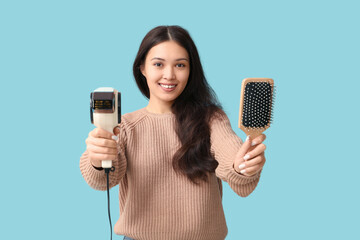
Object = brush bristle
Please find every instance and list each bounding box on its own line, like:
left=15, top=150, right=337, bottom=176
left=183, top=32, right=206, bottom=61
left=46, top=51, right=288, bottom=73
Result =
left=242, top=82, right=275, bottom=129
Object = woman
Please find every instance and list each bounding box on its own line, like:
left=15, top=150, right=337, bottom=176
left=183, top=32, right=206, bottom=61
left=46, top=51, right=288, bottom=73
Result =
left=80, top=25, right=266, bottom=240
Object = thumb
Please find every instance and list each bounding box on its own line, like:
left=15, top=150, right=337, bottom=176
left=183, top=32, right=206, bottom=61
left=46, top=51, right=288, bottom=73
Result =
left=113, top=125, right=121, bottom=136
left=236, top=135, right=252, bottom=159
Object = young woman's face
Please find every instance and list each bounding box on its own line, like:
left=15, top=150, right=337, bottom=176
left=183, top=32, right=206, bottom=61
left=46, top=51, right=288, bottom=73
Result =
left=141, top=41, right=190, bottom=108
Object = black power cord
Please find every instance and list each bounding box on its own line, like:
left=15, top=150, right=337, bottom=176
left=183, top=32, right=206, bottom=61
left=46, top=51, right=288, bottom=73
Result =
left=105, top=166, right=116, bottom=240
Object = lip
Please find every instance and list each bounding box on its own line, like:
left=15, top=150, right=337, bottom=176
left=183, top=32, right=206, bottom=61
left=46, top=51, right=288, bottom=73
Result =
left=158, top=83, right=177, bottom=92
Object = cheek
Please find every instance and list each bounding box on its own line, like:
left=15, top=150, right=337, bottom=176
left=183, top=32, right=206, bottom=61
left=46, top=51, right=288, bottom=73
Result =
left=178, top=71, right=190, bottom=83
left=146, top=71, right=162, bottom=84
left=178, top=78, right=189, bottom=93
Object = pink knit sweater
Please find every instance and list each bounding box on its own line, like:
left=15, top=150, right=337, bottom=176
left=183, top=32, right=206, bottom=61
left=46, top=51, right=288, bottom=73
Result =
left=80, top=107, right=261, bottom=240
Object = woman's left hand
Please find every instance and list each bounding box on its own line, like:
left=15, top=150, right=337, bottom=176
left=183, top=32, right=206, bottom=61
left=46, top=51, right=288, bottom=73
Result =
left=233, top=134, right=267, bottom=177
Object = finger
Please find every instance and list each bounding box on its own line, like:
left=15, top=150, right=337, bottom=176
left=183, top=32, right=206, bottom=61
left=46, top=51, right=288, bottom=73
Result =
left=238, top=155, right=264, bottom=169
left=236, top=154, right=265, bottom=172
left=90, top=152, right=117, bottom=162
left=113, top=125, right=121, bottom=136
left=251, top=134, right=266, bottom=146
left=86, top=137, right=117, bottom=148
left=236, top=135, right=253, bottom=159
left=87, top=144, right=118, bottom=155
left=244, top=143, right=266, bottom=160
left=90, top=127, right=116, bottom=140
left=242, top=164, right=263, bottom=176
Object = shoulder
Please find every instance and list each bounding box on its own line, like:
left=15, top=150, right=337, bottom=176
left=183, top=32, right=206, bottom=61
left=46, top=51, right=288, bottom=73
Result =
left=210, top=108, right=230, bottom=125
left=120, top=107, right=148, bottom=129
left=209, top=109, right=237, bottom=136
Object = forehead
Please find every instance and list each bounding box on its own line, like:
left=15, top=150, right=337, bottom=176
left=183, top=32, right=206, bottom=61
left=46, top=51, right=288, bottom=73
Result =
left=146, top=41, right=189, bottom=60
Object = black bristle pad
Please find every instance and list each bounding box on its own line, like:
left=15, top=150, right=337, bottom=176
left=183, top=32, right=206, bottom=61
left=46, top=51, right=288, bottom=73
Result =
left=242, top=82, right=272, bottom=128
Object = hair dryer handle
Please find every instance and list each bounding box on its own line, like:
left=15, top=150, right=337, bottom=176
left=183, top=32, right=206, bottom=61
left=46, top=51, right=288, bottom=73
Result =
left=102, top=160, right=112, bottom=168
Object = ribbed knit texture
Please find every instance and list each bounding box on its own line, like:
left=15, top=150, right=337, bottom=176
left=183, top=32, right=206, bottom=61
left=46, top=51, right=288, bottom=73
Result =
left=80, top=107, right=261, bottom=240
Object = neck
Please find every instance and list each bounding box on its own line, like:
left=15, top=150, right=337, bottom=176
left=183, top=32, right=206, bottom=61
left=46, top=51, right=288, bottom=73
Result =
left=146, top=99, right=173, bottom=114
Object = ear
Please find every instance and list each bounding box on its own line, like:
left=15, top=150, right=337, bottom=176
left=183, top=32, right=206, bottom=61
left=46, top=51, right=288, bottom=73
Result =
left=140, top=64, right=145, bottom=77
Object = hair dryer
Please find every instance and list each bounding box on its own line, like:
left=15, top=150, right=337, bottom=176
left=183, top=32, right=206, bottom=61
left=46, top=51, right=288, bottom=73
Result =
left=90, top=87, right=121, bottom=169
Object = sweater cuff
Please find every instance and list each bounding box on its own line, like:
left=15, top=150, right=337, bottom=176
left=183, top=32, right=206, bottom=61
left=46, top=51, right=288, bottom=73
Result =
left=91, top=163, right=104, bottom=171
left=79, top=151, right=107, bottom=188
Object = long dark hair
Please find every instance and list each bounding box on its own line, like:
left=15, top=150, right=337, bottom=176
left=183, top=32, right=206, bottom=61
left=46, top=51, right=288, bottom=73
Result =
left=133, top=25, right=224, bottom=185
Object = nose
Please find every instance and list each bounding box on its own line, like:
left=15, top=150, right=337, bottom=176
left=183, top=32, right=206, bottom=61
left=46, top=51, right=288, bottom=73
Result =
left=163, top=66, right=175, bottom=80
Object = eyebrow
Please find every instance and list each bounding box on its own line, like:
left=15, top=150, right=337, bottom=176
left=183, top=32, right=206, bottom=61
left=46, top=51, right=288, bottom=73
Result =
left=151, top=57, right=188, bottom=62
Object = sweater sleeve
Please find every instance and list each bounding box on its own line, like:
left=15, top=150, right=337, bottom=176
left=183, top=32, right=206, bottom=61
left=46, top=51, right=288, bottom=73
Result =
left=79, top=122, right=127, bottom=191
left=210, top=112, right=262, bottom=197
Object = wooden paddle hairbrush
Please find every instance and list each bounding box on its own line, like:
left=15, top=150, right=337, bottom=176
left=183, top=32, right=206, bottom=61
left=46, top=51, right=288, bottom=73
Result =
left=238, top=78, right=276, bottom=139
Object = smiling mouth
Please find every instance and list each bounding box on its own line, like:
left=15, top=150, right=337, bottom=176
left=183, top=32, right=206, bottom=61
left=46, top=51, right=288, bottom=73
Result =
left=158, top=83, right=177, bottom=89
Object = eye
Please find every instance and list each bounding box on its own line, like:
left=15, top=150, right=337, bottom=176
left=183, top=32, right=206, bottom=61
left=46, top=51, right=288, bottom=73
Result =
left=176, top=63, right=186, bottom=67
left=154, top=63, right=162, bottom=67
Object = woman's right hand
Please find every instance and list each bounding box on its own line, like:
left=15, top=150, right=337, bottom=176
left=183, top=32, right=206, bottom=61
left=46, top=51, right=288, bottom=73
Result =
left=85, top=127, right=120, bottom=168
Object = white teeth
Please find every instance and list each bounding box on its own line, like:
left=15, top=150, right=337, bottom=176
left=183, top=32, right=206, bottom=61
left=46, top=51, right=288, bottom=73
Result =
left=160, top=84, right=176, bottom=89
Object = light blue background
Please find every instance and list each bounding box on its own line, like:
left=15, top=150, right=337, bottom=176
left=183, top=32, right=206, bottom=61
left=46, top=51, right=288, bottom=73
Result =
left=1, top=0, right=359, bottom=239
